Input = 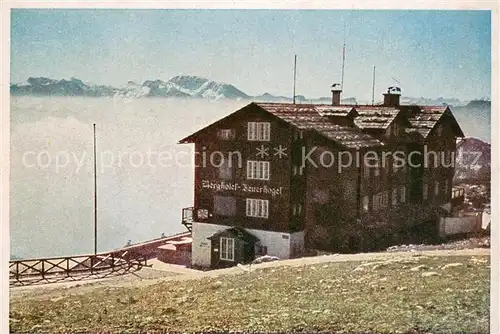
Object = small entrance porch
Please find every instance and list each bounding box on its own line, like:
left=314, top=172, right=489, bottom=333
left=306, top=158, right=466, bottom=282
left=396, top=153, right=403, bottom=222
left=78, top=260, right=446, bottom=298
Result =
left=207, top=227, right=260, bottom=269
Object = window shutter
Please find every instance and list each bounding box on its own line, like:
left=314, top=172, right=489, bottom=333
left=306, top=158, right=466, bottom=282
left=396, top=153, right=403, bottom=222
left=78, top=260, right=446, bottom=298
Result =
left=263, top=162, right=269, bottom=179
left=246, top=161, right=252, bottom=179
left=246, top=199, right=251, bottom=216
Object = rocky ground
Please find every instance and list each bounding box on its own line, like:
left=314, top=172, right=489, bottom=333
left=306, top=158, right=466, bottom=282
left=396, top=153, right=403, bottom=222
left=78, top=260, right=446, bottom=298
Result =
left=10, top=249, right=490, bottom=333
left=386, top=234, right=490, bottom=252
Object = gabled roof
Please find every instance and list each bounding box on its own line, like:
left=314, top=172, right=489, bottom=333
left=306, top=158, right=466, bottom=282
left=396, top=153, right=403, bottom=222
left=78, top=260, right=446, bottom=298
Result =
left=407, top=106, right=464, bottom=138
left=207, top=226, right=259, bottom=243
left=179, top=102, right=384, bottom=149
left=353, top=106, right=400, bottom=130
left=179, top=101, right=464, bottom=148
left=314, top=105, right=358, bottom=117
left=255, top=103, right=357, bottom=117
left=254, top=103, right=384, bottom=149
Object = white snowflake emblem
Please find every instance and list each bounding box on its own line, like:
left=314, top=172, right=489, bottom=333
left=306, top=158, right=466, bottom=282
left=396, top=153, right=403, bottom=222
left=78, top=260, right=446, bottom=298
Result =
left=273, top=145, right=288, bottom=158
left=256, top=145, right=269, bottom=158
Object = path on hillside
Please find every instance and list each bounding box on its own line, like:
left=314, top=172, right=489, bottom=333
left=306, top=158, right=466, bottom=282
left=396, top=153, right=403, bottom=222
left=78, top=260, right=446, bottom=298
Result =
left=10, top=248, right=489, bottom=300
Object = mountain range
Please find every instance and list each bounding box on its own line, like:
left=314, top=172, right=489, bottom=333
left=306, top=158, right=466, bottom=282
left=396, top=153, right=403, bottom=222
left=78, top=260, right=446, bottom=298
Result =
left=454, top=137, right=491, bottom=183
left=10, top=75, right=484, bottom=106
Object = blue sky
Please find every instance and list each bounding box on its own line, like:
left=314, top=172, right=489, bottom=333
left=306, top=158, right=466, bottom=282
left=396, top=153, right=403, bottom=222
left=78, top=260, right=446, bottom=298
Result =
left=10, top=9, right=491, bottom=101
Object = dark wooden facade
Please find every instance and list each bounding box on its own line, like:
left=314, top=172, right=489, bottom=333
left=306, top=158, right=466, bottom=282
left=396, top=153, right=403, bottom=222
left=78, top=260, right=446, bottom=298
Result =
left=180, top=90, right=465, bottom=260
left=189, top=106, right=293, bottom=233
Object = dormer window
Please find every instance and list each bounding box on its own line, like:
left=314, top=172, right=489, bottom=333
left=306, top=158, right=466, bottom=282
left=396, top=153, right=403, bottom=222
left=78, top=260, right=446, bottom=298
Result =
left=386, top=123, right=400, bottom=138
left=248, top=122, right=270, bottom=141
left=293, top=129, right=304, bottom=140
left=393, top=123, right=399, bottom=136
left=436, top=124, right=443, bottom=136
left=218, top=129, right=235, bottom=140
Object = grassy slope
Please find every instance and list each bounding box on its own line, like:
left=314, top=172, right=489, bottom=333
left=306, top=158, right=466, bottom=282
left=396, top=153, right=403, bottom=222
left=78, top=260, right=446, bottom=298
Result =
left=10, top=255, right=490, bottom=333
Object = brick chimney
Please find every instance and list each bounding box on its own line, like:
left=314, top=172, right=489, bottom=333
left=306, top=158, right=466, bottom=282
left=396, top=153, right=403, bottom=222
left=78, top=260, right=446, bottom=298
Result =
left=383, top=86, right=401, bottom=107
left=331, top=83, right=342, bottom=106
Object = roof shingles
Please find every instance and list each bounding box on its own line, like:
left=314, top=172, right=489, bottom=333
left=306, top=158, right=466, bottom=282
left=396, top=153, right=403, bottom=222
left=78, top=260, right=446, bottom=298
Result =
left=354, top=106, right=400, bottom=130
left=179, top=102, right=463, bottom=147
left=255, top=103, right=384, bottom=149
left=407, top=106, right=449, bottom=138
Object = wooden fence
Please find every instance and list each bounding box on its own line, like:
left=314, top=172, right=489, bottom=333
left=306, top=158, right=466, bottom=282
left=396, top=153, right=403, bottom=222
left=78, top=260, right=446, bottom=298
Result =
left=9, top=250, right=147, bottom=287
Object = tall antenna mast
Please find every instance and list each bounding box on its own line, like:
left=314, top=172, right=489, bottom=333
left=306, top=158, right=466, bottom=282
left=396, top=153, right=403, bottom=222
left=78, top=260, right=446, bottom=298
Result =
left=372, top=65, right=376, bottom=105
left=293, top=54, right=297, bottom=104
left=93, top=123, right=98, bottom=255
left=391, top=77, right=402, bottom=86
left=340, top=21, right=347, bottom=91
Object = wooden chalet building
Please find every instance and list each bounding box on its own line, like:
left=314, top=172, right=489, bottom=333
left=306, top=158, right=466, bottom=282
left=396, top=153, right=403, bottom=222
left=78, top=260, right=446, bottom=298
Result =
left=179, top=86, right=465, bottom=269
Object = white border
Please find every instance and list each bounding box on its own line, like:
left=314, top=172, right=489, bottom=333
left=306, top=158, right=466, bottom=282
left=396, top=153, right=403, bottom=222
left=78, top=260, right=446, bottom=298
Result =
left=490, top=7, right=499, bottom=334
left=1, top=2, right=498, bottom=334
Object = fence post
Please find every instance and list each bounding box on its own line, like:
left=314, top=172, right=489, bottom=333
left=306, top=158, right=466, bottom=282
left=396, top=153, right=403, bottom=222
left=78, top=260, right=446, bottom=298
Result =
left=41, top=261, right=45, bottom=279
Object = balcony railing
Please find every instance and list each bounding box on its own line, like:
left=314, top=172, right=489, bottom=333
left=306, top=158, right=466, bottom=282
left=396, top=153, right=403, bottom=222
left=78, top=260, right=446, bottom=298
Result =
left=181, top=207, right=194, bottom=232
left=451, top=186, right=465, bottom=207
left=452, top=187, right=464, bottom=199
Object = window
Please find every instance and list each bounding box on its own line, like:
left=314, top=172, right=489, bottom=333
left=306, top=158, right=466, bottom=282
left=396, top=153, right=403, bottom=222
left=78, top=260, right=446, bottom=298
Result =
left=423, top=183, right=428, bottom=200
left=248, top=122, right=270, bottom=141
left=393, top=123, right=400, bottom=136
left=343, top=179, right=356, bottom=202
left=246, top=198, right=269, bottom=218
left=292, top=204, right=302, bottom=216
left=214, top=196, right=236, bottom=216
left=372, top=194, right=378, bottom=211
left=362, top=196, right=369, bottom=212
left=247, top=161, right=270, bottom=180
left=384, top=156, right=391, bottom=175
left=256, top=244, right=268, bottom=255
left=428, top=154, right=437, bottom=169
left=436, top=124, right=443, bottom=136
left=219, top=159, right=232, bottom=180
left=393, top=158, right=405, bottom=173
left=220, top=237, right=235, bottom=261
left=446, top=151, right=453, bottom=167
left=382, top=191, right=389, bottom=207
left=392, top=188, right=398, bottom=206
left=293, top=129, right=304, bottom=141
left=363, top=166, right=370, bottom=178
left=373, top=192, right=389, bottom=211
left=197, top=208, right=209, bottom=220
left=218, top=129, right=235, bottom=140
left=435, top=181, right=440, bottom=196
left=400, top=186, right=406, bottom=203
left=292, top=164, right=303, bottom=176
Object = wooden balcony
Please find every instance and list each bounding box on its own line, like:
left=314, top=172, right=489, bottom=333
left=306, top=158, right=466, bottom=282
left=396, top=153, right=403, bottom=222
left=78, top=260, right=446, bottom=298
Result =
left=451, top=186, right=465, bottom=207
left=181, top=207, right=194, bottom=232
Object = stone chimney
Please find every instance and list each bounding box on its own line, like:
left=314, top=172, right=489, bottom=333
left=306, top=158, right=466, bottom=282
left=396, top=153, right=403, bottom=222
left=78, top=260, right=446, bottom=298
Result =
left=331, top=83, right=342, bottom=106
left=383, top=86, right=401, bottom=106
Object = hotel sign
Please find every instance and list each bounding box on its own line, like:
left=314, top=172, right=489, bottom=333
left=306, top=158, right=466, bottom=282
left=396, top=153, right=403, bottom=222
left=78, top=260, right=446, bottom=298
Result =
left=200, top=180, right=283, bottom=197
